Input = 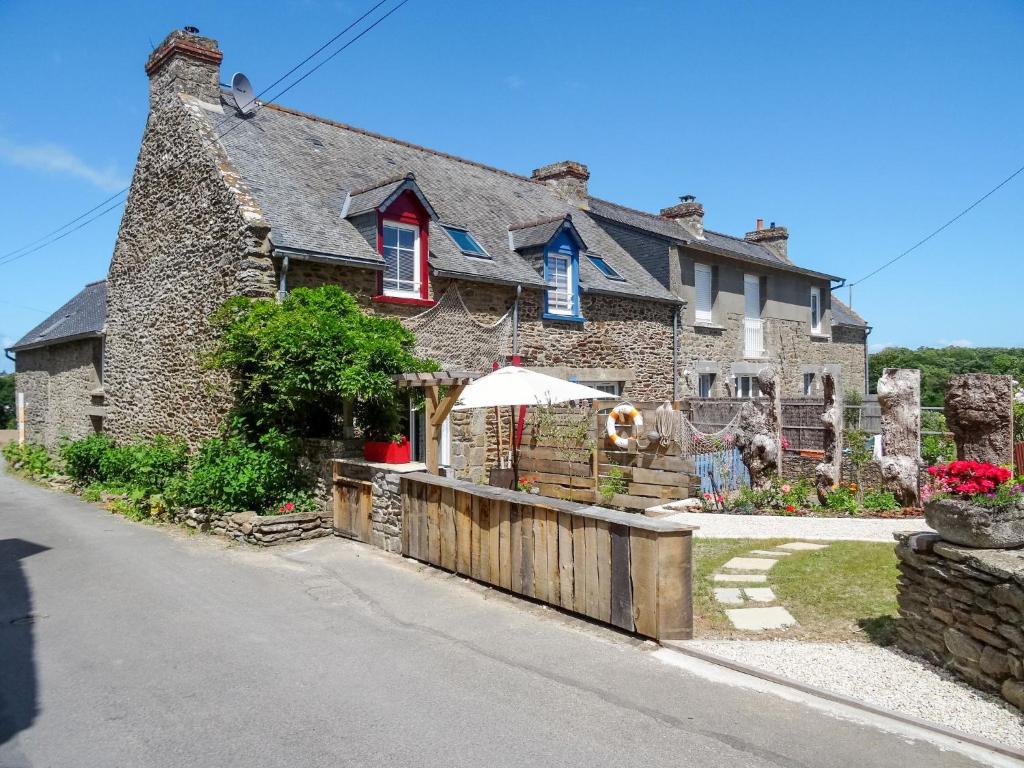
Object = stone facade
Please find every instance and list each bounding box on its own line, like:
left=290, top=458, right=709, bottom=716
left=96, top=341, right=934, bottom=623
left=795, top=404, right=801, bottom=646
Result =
left=333, top=458, right=414, bottom=553
left=105, top=36, right=276, bottom=446
left=894, top=531, right=1024, bottom=711
left=14, top=339, right=103, bottom=449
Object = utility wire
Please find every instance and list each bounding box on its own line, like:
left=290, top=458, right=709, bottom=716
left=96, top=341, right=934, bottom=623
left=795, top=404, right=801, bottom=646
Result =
left=850, top=161, right=1024, bottom=287
left=0, top=0, right=408, bottom=267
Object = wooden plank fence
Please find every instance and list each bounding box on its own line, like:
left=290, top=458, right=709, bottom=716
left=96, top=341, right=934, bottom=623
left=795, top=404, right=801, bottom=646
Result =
left=400, top=472, right=695, bottom=641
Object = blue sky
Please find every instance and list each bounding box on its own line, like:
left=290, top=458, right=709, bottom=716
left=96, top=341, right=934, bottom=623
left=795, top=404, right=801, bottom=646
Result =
left=1, top=0, right=1022, bottom=372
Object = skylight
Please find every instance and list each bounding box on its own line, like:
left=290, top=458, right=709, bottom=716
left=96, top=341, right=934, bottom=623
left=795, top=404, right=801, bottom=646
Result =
left=443, top=226, right=488, bottom=257
left=586, top=254, right=625, bottom=281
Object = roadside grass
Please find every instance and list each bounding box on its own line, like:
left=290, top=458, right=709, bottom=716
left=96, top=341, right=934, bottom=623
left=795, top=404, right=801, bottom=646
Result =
left=693, top=538, right=899, bottom=643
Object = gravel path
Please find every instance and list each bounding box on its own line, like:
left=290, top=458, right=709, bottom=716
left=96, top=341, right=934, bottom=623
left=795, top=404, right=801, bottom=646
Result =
left=652, top=509, right=932, bottom=542
left=685, top=640, right=1024, bottom=750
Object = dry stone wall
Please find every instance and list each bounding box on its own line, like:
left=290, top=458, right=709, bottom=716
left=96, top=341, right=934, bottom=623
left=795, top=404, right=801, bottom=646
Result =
left=176, top=507, right=333, bottom=546
left=894, top=532, right=1024, bottom=711
left=14, top=339, right=102, bottom=449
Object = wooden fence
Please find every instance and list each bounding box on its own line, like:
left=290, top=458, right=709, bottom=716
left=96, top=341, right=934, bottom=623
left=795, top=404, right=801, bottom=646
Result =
left=399, top=472, right=695, bottom=641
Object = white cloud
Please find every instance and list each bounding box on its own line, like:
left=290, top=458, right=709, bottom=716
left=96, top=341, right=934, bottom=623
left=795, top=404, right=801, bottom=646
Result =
left=0, top=135, right=127, bottom=192
left=938, top=339, right=974, bottom=348
left=503, top=74, right=525, bottom=90
left=869, top=341, right=895, bottom=352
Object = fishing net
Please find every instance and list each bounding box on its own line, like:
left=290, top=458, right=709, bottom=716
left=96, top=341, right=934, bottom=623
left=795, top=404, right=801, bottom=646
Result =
left=401, top=285, right=514, bottom=372
left=676, top=410, right=743, bottom=456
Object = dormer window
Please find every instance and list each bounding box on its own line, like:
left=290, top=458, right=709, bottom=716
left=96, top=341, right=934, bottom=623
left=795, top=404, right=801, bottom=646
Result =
left=382, top=220, right=421, bottom=297
left=546, top=252, right=573, bottom=315
left=443, top=226, right=488, bottom=257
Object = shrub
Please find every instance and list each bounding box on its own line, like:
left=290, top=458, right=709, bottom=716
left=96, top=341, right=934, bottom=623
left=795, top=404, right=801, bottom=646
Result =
left=2, top=441, right=54, bottom=479
left=174, top=429, right=300, bottom=513
left=920, top=411, right=955, bottom=466
left=1014, top=400, right=1024, bottom=444
left=59, top=433, right=116, bottom=483
left=862, top=489, right=900, bottom=511
left=268, top=489, right=319, bottom=516
left=598, top=467, right=628, bottom=503
left=824, top=484, right=860, bottom=515
left=98, top=435, right=188, bottom=496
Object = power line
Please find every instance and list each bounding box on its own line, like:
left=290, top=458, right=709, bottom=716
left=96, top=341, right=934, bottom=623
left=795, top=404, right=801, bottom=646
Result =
left=850, top=161, right=1024, bottom=287
left=0, top=0, right=409, bottom=267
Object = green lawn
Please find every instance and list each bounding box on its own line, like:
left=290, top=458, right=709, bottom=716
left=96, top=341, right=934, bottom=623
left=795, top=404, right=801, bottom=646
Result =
left=693, top=538, right=899, bottom=643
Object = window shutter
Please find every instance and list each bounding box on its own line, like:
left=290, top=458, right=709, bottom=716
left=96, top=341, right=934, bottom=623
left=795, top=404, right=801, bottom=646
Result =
left=744, top=274, right=760, bottom=319
left=695, top=263, right=713, bottom=322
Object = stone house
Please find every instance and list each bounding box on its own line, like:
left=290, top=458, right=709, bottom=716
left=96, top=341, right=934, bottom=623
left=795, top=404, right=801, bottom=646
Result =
left=6, top=280, right=106, bottom=449
left=8, top=27, right=868, bottom=469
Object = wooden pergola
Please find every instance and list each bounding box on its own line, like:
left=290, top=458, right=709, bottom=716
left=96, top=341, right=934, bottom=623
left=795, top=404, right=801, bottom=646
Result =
left=394, top=371, right=478, bottom=474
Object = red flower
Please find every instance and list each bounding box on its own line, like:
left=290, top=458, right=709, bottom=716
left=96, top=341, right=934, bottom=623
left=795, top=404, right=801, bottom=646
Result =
left=285, top=502, right=295, bottom=511
left=929, top=461, right=1011, bottom=500
left=786, top=504, right=796, bottom=513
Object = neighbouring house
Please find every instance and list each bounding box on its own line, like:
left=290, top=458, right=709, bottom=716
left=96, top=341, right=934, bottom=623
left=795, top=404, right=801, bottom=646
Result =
left=8, top=27, right=868, bottom=477
left=6, top=280, right=107, bottom=450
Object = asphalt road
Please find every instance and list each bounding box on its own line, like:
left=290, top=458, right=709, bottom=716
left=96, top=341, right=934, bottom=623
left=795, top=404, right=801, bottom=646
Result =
left=0, top=467, right=1011, bottom=767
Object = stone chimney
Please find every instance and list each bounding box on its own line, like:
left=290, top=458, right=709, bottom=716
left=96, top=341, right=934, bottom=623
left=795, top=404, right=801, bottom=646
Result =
left=744, top=219, right=790, bottom=263
left=145, top=27, right=223, bottom=108
left=531, top=161, right=590, bottom=207
left=660, top=194, right=705, bottom=240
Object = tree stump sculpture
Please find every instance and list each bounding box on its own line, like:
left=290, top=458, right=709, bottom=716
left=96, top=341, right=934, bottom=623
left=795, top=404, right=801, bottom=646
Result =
left=877, top=368, right=922, bottom=507
left=735, top=366, right=781, bottom=491
left=815, top=373, right=843, bottom=504
left=944, top=374, right=1014, bottom=466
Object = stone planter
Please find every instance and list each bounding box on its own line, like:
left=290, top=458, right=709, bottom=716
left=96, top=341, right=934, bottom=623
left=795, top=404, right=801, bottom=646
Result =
left=924, top=497, right=1024, bottom=549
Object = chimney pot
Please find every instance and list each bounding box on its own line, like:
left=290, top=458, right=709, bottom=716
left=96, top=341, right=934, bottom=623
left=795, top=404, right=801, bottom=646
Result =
left=745, top=221, right=790, bottom=263
left=531, top=161, right=590, bottom=207
left=756, top=218, right=764, bottom=231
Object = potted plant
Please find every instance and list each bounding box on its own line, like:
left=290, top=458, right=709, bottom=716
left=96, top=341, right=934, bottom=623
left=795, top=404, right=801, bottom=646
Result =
left=357, top=397, right=411, bottom=464
left=924, top=461, right=1024, bottom=548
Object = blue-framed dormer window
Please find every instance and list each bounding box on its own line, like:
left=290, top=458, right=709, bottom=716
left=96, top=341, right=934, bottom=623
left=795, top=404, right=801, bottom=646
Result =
left=543, top=230, right=583, bottom=322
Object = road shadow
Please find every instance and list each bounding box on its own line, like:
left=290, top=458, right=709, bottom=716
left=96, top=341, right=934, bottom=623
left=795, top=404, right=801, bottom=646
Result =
left=0, top=538, right=50, bottom=748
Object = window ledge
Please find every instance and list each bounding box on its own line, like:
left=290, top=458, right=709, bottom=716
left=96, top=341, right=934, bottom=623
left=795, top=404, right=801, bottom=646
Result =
left=693, top=321, right=726, bottom=331
left=542, top=312, right=586, bottom=324
left=810, top=333, right=831, bottom=341
left=372, top=295, right=436, bottom=308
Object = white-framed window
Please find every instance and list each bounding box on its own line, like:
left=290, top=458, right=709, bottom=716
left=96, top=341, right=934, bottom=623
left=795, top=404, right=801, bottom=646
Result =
left=810, top=286, right=822, bottom=334
left=698, top=373, right=716, bottom=398
left=694, top=263, right=713, bottom=323
left=744, top=273, right=761, bottom=320
left=803, top=372, right=816, bottom=396
left=546, top=252, right=573, bottom=315
left=735, top=375, right=761, bottom=399
left=582, top=381, right=621, bottom=396
left=382, top=220, right=421, bottom=297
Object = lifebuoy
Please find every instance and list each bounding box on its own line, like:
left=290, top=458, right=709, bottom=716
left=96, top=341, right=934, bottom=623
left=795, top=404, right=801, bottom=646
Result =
left=606, top=403, right=643, bottom=449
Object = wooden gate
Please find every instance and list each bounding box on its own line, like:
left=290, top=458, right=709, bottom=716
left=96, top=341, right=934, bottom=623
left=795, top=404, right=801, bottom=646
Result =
left=333, top=474, right=373, bottom=543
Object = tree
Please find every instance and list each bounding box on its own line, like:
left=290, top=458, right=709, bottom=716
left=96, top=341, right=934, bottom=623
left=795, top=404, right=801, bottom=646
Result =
left=869, top=346, right=1024, bottom=406
left=0, top=374, right=14, bottom=429
left=204, top=286, right=432, bottom=439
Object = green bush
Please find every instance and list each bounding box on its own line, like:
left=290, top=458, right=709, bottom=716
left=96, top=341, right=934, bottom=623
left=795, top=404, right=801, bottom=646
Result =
left=173, top=429, right=300, bottom=514
left=862, top=489, right=900, bottom=511
left=59, top=433, right=116, bottom=483
left=2, top=441, right=54, bottom=478
left=268, top=489, right=319, bottom=516
left=598, top=467, right=628, bottom=503
left=97, top=435, right=188, bottom=495
left=1014, top=400, right=1024, bottom=444
left=824, top=484, right=860, bottom=515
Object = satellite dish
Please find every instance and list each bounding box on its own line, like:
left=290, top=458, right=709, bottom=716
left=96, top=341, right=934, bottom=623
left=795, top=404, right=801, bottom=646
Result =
left=231, top=72, right=256, bottom=116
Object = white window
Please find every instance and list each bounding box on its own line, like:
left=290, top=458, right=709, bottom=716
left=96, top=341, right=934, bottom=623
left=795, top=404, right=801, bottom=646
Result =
left=547, top=253, right=573, bottom=315
left=698, top=373, right=715, bottom=398
left=735, top=375, right=761, bottom=399
left=694, top=263, right=713, bottom=323
left=382, top=221, right=421, bottom=297
left=744, top=274, right=761, bottom=319
left=810, top=286, right=822, bottom=334
left=803, top=372, right=816, bottom=396
left=582, top=381, right=621, bottom=396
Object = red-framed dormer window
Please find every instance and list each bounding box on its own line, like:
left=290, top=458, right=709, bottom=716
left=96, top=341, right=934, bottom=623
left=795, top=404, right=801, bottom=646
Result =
left=375, top=190, right=432, bottom=306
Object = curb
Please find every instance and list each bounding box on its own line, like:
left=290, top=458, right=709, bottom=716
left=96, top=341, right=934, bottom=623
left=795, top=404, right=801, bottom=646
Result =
left=660, top=640, right=1024, bottom=762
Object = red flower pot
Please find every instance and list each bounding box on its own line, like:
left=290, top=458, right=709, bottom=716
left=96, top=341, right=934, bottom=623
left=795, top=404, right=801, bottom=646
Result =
left=363, top=436, right=411, bottom=464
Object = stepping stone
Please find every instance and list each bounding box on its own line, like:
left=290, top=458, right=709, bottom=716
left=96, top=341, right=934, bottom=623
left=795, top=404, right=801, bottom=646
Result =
left=750, top=550, right=791, bottom=557
left=713, top=588, right=745, bottom=606
left=722, top=557, right=778, bottom=571
left=713, top=573, right=768, bottom=583
left=777, top=542, right=828, bottom=551
left=725, top=606, right=797, bottom=630
left=743, top=587, right=776, bottom=603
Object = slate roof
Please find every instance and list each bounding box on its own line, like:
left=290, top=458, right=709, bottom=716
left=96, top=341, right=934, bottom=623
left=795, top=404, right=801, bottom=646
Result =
left=831, top=297, right=867, bottom=327
left=198, top=93, right=678, bottom=303
left=8, top=280, right=106, bottom=352
left=508, top=215, right=584, bottom=252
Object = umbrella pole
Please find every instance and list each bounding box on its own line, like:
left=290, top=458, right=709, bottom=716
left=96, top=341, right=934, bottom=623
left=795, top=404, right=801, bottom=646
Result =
left=494, top=406, right=504, bottom=468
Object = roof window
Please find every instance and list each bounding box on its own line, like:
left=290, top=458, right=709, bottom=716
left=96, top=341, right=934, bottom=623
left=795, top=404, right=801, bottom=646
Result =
left=586, top=254, right=625, bottom=281
left=443, top=226, right=488, bottom=258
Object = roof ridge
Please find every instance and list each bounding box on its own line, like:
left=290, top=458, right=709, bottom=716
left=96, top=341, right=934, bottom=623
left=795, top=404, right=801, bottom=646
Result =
left=507, top=214, right=569, bottom=231
left=85, top=279, right=107, bottom=287
left=349, top=173, right=411, bottom=196
left=261, top=101, right=537, bottom=186
left=586, top=194, right=668, bottom=224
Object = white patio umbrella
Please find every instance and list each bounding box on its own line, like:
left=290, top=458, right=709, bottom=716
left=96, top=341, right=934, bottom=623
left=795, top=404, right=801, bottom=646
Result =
left=452, top=366, right=618, bottom=410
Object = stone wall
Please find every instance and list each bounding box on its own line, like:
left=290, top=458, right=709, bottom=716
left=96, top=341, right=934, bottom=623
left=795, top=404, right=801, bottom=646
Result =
left=14, top=339, right=102, bottom=450
left=894, top=532, right=1024, bottom=711
left=333, top=458, right=415, bottom=553
left=104, top=88, right=276, bottom=446
left=299, top=437, right=362, bottom=511
left=176, top=507, right=333, bottom=546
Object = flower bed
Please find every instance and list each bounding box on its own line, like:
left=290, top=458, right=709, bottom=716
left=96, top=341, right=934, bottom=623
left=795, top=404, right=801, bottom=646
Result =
left=696, top=477, right=922, bottom=519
